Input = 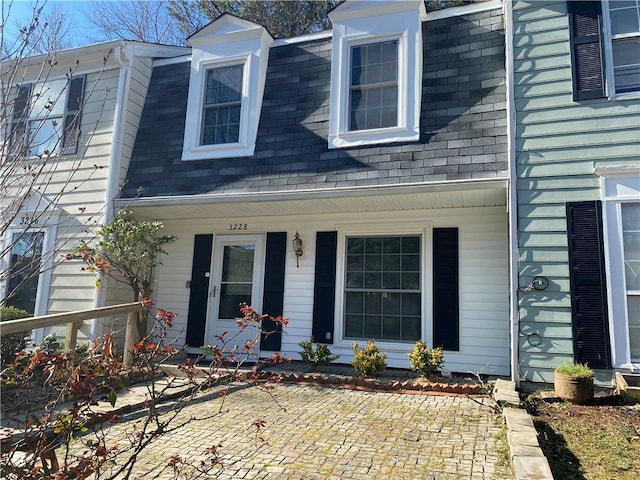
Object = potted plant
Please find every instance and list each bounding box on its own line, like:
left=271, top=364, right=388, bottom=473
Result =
left=554, top=362, right=594, bottom=404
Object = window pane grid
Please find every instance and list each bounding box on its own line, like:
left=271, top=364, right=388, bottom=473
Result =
left=349, top=40, right=398, bottom=131
left=344, top=235, right=420, bottom=342
left=609, top=0, right=640, bottom=93
left=202, top=65, right=243, bottom=145
left=609, top=0, right=640, bottom=36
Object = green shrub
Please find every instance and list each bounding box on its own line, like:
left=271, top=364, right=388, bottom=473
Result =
left=42, top=333, right=61, bottom=353
left=352, top=340, right=387, bottom=376
left=408, top=340, right=444, bottom=377
left=299, top=339, right=339, bottom=368
left=555, top=362, right=594, bottom=378
left=0, top=306, right=31, bottom=366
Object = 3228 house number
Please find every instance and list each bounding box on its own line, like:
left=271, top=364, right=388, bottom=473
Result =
left=229, top=223, right=248, bottom=231
left=19, top=216, right=38, bottom=225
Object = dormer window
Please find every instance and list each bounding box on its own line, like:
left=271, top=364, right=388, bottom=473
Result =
left=328, top=0, right=426, bottom=149
left=182, top=14, right=272, bottom=161
left=202, top=64, right=244, bottom=145
left=350, top=40, right=398, bottom=131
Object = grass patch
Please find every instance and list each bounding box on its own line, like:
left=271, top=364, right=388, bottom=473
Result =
left=493, top=418, right=512, bottom=478
left=528, top=396, right=640, bottom=480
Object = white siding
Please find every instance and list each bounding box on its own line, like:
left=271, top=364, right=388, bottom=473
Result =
left=144, top=205, right=510, bottom=375
left=120, top=57, right=153, bottom=181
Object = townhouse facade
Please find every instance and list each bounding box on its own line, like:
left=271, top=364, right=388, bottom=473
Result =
left=116, top=0, right=512, bottom=374
left=1, top=41, right=188, bottom=343
left=3, top=0, right=637, bottom=386
left=510, top=0, right=640, bottom=384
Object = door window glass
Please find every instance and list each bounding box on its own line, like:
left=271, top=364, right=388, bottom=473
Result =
left=218, top=244, right=255, bottom=319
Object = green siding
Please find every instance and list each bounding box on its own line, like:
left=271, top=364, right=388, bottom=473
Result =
left=513, top=0, right=640, bottom=383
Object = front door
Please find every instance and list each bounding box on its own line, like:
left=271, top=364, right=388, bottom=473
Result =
left=207, top=235, right=265, bottom=356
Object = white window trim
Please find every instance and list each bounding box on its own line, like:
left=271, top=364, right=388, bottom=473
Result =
left=182, top=55, right=254, bottom=160
left=11, top=78, right=76, bottom=159
left=328, top=0, right=425, bottom=149
left=597, top=166, right=640, bottom=370
left=333, top=221, right=432, bottom=353
left=602, top=0, right=640, bottom=100
left=181, top=16, right=272, bottom=162
left=1, top=213, right=58, bottom=345
left=182, top=55, right=255, bottom=160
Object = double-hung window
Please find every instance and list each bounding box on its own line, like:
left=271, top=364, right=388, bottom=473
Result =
left=328, top=0, right=424, bottom=148
left=349, top=41, right=398, bottom=131
left=344, top=235, right=421, bottom=342
left=606, top=0, right=640, bottom=94
left=202, top=65, right=244, bottom=145
left=10, top=76, right=85, bottom=157
left=182, top=15, right=272, bottom=161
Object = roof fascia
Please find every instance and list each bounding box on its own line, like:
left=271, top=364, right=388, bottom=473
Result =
left=116, top=179, right=508, bottom=209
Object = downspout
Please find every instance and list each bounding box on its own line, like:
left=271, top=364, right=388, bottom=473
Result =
left=504, top=0, right=520, bottom=386
left=91, top=41, right=132, bottom=338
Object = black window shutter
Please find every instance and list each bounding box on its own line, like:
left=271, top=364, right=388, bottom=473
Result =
left=433, top=228, right=459, bottom=351
left=63, top=76, right=85, bottom=152
left=568, top=1, right=606, bottom=101
left=567, top=201, right=611, bottom=369
left=312, top=231, right=337, bottom=344
left=261, top=232, right=287, bottom=351
left=185, top=234, right=213, bottom=347
left=10, top=85, right=31, bottom=155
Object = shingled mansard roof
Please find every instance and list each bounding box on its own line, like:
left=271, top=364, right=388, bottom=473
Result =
left=122, top=6, right=507, bottom=199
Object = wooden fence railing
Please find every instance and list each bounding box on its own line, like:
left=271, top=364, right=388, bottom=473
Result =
left=0, top=302, right=145, bottom=367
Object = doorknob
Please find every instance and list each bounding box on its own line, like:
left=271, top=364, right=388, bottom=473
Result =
left=211, top=285, right=216, bottom=297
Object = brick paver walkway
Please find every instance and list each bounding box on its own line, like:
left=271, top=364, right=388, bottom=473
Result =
left=90, top=383, right=513, bottom=479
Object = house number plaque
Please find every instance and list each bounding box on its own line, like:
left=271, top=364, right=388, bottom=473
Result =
left=228, top=223, right=248, bottom=231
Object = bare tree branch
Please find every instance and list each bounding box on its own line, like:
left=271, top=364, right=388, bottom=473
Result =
left=81, top=0, right=186, bottom=45
left=1, top=1, right=113, bottom=311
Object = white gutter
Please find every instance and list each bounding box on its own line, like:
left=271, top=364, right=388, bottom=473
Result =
left=115, top=177, right=509, bottom=209
left=91, top=41, right=132, bottom=338
left=504, top=0, right=520, bottom=387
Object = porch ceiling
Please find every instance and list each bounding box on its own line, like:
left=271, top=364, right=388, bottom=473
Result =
left=118, top=179, right=508, bottom=221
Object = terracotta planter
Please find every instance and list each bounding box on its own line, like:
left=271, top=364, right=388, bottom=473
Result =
left=554, top=371, right=594, bottom=404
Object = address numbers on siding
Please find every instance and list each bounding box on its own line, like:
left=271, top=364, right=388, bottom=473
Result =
left=229, top=223, right=248, bottom=231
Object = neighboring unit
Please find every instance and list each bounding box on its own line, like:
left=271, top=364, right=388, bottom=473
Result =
left=510, top=0, right=640, bottom=384
left=117, top=0, right=512, bottom=374
left=0, top=41, right=188, bottom=344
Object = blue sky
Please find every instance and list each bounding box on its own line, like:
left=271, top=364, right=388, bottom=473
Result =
left=4, top=0, right=107, bottom=49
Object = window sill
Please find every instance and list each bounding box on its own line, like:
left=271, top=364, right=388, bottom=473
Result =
left=335, top=339, right=420, bottom=352
left=181, top=142, right=255, bottom=161
left=328, top=125, right=419, bottom=149
left=608, top=90, right=640, bottom=101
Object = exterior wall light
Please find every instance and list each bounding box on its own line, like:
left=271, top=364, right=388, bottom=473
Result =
left=292, top=232, right=303, bottom=267
left=531, top=276, right=549, bottom=291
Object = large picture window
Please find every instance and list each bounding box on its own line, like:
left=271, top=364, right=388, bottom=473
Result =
left=349, top=41, right=398, bottom=131
left=201, top=65, right=244, bottom=145
left=344, top=235, right=421, bottom=342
